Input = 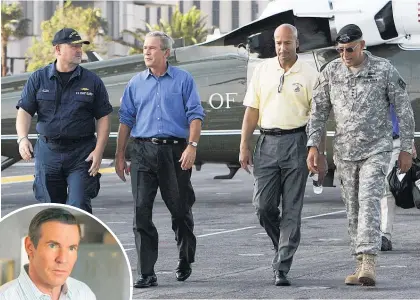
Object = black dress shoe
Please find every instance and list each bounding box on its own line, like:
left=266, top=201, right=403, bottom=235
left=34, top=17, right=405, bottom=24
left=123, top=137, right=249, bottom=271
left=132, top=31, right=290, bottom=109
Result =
left=381, top=236, right=393, bottom=251
left=274, top=271, right=291, bottom=286
left=134, top=274, right=158, bottom=288
left=175, top=260, right=192, bottom=281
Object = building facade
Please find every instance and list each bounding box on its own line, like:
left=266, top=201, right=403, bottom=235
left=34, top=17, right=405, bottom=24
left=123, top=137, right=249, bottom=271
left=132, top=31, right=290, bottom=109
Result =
left=4, top=0, right=270, bottom=74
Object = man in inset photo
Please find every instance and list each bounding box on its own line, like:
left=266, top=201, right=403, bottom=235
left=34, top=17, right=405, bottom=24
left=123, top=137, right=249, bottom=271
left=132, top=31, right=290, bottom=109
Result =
left=0, top=207, right=96, bottom=299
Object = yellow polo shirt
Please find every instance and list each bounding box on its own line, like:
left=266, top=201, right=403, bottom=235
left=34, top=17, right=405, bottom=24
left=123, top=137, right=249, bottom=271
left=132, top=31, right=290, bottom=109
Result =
left=243, top=56, right=318, bottom=129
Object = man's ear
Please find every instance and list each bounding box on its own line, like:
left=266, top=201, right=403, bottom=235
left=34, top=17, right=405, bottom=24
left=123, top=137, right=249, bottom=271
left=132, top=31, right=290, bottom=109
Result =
left=165, top=48, right=170, bottom=58
left=296, top=39, right=300, bottom=50
left=25, top=236, right=35, bottom=260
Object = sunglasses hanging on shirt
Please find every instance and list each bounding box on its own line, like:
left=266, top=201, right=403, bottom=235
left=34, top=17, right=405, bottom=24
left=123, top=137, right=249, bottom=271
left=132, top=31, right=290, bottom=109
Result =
left=278, top=74, right=284, bottom=93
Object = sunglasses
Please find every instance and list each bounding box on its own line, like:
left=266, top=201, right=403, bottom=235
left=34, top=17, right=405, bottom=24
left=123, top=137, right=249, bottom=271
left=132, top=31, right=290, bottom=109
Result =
left=335, top=43, right=360, bottom=53
left=278, top=74, right=284, bottom=93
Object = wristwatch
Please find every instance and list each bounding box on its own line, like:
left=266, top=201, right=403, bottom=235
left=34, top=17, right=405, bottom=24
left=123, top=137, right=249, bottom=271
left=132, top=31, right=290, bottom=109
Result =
left=188, top=141, right=198, bottom=147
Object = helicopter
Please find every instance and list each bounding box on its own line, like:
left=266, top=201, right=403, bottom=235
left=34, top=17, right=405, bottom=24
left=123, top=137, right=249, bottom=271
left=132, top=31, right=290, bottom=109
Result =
left=2, top=0, right=419, bottom=187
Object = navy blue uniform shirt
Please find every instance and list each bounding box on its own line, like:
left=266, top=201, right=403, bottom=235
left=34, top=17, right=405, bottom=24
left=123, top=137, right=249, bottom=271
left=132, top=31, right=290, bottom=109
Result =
left=119, top=64, right=205, bottom=139
left=16, top=61, right=113, bottom=139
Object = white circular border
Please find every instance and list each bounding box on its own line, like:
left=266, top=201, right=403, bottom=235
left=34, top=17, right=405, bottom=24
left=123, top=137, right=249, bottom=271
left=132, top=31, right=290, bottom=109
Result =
left=0, top=202, right=134, bottom=300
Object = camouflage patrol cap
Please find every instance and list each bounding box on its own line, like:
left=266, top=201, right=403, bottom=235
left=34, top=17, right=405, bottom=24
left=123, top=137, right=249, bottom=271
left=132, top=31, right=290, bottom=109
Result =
left=335, top=24, right=363, bottom=44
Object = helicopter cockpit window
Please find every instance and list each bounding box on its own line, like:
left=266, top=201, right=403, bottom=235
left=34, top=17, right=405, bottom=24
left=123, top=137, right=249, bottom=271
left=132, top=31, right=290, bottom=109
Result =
left=314, top=48, right=340, bottom=72
left=294, top=17, right=332, bottom=52
left=374, top=1, right=398, bottom=40
left=247, top=31, right=276, bottom=59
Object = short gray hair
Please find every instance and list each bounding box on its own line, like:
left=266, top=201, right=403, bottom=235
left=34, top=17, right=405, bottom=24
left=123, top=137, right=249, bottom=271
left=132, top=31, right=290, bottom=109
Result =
left=146, top=31, right=174, bottom=50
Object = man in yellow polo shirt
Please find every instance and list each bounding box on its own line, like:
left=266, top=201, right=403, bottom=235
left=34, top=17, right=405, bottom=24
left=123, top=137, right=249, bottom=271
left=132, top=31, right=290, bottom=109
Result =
left=239, top=24, right=322, bottom=286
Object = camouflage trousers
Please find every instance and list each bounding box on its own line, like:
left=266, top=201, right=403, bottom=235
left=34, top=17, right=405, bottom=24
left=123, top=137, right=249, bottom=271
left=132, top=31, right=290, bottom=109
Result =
left=334, top=151, right=391, bottom=256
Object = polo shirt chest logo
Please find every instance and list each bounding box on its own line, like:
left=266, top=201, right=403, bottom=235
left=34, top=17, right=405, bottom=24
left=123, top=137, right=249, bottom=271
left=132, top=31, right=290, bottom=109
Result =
left=292, top=83, right=303, bottom=93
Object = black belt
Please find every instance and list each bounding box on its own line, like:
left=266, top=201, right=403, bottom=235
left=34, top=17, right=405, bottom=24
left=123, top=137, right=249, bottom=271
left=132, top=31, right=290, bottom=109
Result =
left=39, top=135, right=94, bottom=145
left=134, top=137, right=186, bottom=145
left=260, top=125, right=306, bottom=136
left=393, top=134, right=399, bottom=140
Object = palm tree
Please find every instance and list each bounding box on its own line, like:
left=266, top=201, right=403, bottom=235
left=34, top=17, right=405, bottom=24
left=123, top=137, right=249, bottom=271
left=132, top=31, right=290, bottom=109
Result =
left=148, top=5, right=209, bottom=46
left=1, top=2, right=31, bottom=76
left=112, top=5, right=209, bottom=55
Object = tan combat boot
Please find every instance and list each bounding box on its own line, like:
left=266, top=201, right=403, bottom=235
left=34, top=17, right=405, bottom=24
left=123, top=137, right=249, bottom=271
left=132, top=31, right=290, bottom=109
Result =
left=358, top=254, right=377, bottom=286
left=345, top=254, right=362, bottom=285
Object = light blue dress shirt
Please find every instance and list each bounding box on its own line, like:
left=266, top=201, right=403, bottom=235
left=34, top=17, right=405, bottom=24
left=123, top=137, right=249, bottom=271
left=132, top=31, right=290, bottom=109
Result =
left=390, top=104, right=399, bottom=136
left=0, top=264, right=96, bottom=300
left=119, top=64, right=205, bottom=139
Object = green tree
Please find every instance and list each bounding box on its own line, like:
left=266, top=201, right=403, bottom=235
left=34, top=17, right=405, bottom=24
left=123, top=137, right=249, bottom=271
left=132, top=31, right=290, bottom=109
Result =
left=1, top=2, right=31, bottom=76
left=113, top=5, right=209, bottom=55
left=26, top=0, right=108, bottom=72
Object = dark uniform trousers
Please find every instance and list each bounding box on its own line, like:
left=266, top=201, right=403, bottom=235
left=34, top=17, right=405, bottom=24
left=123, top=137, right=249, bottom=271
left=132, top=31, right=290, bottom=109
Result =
left=252, top=130, right=308, bottom=274
left=130, top=139, right=196, bottom=276
left=33, top=136, right=101, bottom=214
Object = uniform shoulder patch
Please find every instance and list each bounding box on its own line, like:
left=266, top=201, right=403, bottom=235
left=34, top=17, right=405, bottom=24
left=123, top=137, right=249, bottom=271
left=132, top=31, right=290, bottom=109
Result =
left=397, top=78, right=406, bottom=90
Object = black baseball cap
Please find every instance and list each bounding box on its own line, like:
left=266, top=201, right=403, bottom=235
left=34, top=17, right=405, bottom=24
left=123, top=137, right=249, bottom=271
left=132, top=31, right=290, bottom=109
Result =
left=335, top=24, right=363, bottom=44
left=52, top=28, right=90, bottom=46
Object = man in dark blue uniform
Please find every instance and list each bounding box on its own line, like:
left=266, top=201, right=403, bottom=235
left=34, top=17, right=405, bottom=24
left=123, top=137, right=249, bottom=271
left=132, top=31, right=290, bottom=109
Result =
left=16, top=28, right=113, bottom=214
left=115, top=31, right=205, bottom=288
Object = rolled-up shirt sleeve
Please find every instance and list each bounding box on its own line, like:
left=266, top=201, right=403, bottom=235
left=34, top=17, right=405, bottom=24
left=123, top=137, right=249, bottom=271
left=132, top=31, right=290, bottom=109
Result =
left=16, top=72, right=39, bottom=116
left=119, top=78, right=137, bottom=129
left=93, top=78, right=113, bottom=119
left=183, top=73, right=205, bottom=124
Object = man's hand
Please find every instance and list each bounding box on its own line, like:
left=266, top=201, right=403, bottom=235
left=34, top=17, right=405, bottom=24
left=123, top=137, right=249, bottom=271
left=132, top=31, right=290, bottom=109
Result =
left=85, top=149, right=103, bottom=177
left=18, top=138, right=33, bottom=162
left=307, top=147, right=319, bottom=174
left=239, top=146, right=253, bottom=174
left=179, top=145, right=196, bottom=170
left=307, top=147, right=328, bottom=183
left=115, top=153, right=130, bottom=181
left=398, top=151, right=412, bottom=173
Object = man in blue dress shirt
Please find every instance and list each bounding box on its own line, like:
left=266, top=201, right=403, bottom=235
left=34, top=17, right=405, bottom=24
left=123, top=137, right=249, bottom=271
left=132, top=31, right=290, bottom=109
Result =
left=115, top=31, right=205, bottom=288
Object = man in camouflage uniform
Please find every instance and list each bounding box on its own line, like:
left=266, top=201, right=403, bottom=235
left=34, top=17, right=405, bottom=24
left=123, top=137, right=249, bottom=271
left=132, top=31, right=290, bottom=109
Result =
left=306, top=24, right=415, bottom=286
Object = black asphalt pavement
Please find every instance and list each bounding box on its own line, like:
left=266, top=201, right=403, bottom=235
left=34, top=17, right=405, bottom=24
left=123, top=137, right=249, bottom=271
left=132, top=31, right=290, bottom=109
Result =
left=2, top=162, right=420, bottom=299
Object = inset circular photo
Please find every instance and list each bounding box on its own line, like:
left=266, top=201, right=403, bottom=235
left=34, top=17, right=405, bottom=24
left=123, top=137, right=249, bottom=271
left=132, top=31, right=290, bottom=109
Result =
left=0, top=203, right=133, bottom=300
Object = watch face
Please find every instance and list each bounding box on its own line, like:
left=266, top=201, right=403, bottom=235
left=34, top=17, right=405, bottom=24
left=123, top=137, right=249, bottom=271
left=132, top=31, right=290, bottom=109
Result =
left=190, top=141, right=197, bottom=147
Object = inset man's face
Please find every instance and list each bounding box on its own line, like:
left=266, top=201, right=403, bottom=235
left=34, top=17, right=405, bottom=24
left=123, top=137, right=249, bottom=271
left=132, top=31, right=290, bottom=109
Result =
left=26, top=221, right=80, bottom=290
left=336, top=40, right=365, bottom=67
left=143, top=36, right=169, bottom=69
left=56, top=43, right=83, bottom=65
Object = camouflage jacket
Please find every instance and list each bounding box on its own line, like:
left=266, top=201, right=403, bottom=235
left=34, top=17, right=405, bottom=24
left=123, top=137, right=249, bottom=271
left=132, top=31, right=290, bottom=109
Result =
left=307, top=51, right=415, bottom=161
